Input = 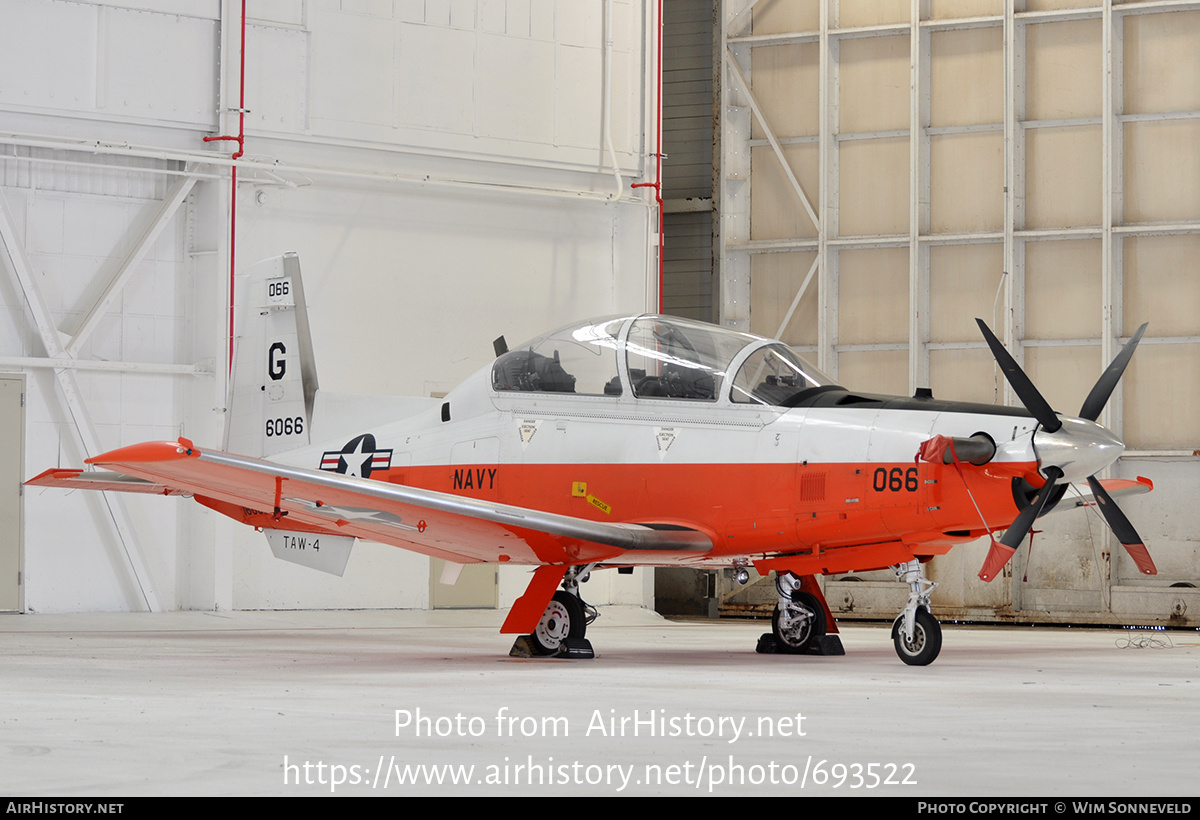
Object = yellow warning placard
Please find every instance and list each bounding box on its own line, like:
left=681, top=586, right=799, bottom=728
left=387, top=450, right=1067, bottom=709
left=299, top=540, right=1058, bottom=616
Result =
left=586, top=494, right=611, bottom=515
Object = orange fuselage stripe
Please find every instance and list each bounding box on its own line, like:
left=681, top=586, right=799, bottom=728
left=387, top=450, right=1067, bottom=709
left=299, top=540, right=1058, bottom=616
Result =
left=371, top=460, right=1030, bottom=558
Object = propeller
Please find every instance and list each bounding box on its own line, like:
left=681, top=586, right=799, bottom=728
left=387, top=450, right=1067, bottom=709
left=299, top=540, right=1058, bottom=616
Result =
left=1079, top=323, right=1147, bottom=422
left=976, top=319, right=1061, bottom=434
left=975, top=320, right=1155, bottom=582
left=979, top=466, right=1063, bottom=582
left=1086, top=476, right=1157, bottom=576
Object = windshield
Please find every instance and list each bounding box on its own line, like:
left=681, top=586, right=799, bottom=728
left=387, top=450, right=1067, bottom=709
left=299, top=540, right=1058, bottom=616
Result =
left=730, top=344, right=838, bottom=406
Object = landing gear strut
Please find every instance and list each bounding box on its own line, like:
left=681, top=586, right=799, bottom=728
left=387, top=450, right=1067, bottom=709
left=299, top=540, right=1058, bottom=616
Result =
left=756, top=572, right=844, bottom=656
left=890, top=559, right=942, bottom=666
left=513, top=564, right=597, bottom=659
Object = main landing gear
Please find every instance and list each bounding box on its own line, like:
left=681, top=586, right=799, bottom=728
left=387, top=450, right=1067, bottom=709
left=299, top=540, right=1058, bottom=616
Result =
left=891, top=559, right=942, bottom=666
left=756, top=572, right=845, bottom=656
left=510, top=565, right=598, bottom=659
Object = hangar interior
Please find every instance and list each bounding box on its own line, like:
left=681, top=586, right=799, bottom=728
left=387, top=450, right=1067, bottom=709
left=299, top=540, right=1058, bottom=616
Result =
left=1, top=0, right=1197, bottom=629
left=2, top=0, right=658, bottom=614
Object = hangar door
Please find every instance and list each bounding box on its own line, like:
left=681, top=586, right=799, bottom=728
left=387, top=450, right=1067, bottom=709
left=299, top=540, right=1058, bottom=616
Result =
left=717, top=0, right=1199, bottom=627
left=662, top=0, right=716, bottom=322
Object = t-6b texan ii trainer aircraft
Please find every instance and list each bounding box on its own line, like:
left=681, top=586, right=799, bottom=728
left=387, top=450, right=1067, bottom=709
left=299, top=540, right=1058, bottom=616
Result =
left=28, top=254, right=1156, bottom=665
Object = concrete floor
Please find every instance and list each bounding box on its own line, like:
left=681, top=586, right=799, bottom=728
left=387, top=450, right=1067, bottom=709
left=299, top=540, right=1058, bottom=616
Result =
left=1, top=607, right=1196, bottom=796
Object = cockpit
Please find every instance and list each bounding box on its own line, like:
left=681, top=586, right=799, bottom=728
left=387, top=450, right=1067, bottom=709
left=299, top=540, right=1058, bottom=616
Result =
left=491, top=315, right=838, bottom=406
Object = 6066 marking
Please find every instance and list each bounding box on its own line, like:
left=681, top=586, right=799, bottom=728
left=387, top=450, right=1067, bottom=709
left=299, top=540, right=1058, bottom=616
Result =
left=266, top=416, right=304, bottom=437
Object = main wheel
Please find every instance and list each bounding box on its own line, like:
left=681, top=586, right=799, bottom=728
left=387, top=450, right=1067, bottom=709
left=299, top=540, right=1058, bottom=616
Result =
left=892, top=608, right=942, bottom=666
left=531, top=591, right=586, bottom=655
left=772, top=591, right=826, bottom=654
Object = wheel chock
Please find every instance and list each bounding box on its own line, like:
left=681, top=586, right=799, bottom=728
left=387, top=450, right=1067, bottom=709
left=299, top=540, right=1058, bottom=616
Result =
left=508, top=635, right=595, bottom=659
left=756, top=633, right=845, bottom=656
left=509, top=635, right=539, bottom=658
left=559, top=637, right=594, bottom=659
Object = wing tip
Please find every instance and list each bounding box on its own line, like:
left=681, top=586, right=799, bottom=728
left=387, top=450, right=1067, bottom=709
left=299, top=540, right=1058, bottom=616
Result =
left=24, top=468, right=83, bottom=487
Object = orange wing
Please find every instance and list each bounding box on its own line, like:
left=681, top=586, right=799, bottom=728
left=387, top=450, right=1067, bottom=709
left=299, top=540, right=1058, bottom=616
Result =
left=28, top=438, right=712, bottom=567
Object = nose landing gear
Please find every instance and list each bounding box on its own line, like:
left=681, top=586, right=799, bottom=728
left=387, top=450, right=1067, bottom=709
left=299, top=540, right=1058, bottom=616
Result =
left=891, top=559, right=942, bottom=666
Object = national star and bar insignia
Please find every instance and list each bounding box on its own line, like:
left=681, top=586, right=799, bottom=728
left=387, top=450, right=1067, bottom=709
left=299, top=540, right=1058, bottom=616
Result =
left=319, top=433, right=393, bottom=479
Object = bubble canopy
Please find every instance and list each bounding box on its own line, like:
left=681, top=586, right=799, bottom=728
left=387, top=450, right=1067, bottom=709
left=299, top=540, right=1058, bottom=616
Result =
left=491, top=315, right=837, bottom=405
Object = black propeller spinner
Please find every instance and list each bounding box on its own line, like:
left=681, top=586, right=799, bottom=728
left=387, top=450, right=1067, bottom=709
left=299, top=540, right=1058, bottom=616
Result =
left=974, top=319, right=1155, bottom=582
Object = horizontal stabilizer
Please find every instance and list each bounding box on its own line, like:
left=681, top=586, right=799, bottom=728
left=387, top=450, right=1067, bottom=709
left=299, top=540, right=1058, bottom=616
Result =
left=25, top=468, right=189, bottom=496
left=1067, top=476, right=1153, bottom=508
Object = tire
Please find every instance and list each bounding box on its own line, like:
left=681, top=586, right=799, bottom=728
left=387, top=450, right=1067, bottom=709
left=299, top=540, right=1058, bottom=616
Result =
left=892, top=608, right=942, bottom=666
left=772, top=591, right=826, bottom=654
left=531, top=591, right=586, bottom=655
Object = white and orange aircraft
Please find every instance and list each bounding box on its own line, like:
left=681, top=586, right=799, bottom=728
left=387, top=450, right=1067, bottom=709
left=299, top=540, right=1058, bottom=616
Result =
left=28, top=254, right=1157, bottom=665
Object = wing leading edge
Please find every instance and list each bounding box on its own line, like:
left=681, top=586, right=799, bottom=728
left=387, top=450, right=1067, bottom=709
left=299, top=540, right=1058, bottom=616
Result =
left=31, top=439, right=712, bottom=566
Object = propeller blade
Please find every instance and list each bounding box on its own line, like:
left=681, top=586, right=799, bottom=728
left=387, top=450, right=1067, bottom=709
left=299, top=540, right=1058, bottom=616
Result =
left=1078, top=323, right=1148, bottom=422
left=980, top=467, right=1063, bottom=582
left=1000, top=467, right=1063, bottom=549
left=1086, top=476, right=1157, bottom=576
left=978, top=542, right=1017, bottom=584
left=975, top=319, right=1061, bottom=433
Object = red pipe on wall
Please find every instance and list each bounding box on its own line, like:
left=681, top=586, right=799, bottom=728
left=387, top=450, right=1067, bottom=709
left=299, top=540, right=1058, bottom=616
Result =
left=203, top=0, right=247, bottom=374
left=631, top=0, right=664, bottom=313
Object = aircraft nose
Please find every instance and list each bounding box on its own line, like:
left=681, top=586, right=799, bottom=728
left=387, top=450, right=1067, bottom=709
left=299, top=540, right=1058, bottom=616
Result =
left=1032, top=416, right=1124, bottom=483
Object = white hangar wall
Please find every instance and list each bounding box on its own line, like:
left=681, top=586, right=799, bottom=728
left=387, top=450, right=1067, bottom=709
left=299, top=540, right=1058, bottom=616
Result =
left=718, top=0, right=1200, bottom=625
left=1, top=0, right=659, bottom=613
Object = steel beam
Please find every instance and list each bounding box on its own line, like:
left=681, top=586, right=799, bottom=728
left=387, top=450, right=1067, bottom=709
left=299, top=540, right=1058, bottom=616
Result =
left=0, top=356, right=208, bottom=375
left=910, top=0, right=932, bottom=395
left=773, top=254, right=819, bottom=340
left=1002, top=1, right=1027, bottom=411
left=0, top=189, right=160, bottom=612
left=818, top=0, right=838, bottom=378
left=725, top=0, right=764, bottom=36
left=718, top=3, right=753, bottom=332
left=722, top=18, right=823, bottom=343
left=724, top=47, right=821, bottom=233
left=1102, top=4, right=1126, bottom=439
left=66, top=173, right=197, bottom=356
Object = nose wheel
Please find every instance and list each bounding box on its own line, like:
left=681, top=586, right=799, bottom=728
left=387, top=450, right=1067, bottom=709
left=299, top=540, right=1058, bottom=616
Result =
left=891, top=607, right=942, bottom=666
left=891, top=559, right=942, bottom=666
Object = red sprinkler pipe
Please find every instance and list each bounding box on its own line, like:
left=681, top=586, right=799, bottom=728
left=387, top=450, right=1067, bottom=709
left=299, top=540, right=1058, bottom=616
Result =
left=204, top=0, right=247, bottom=374
left=631, top=0, right=664, bottom=313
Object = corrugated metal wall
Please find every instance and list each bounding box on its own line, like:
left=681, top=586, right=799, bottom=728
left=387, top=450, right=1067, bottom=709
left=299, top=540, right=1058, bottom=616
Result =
left=662, top=0, right=716, bottom=321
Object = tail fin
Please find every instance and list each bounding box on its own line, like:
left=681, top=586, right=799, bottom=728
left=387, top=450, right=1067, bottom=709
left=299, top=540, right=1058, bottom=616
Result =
left=224, top=253, right=320, bottom=457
